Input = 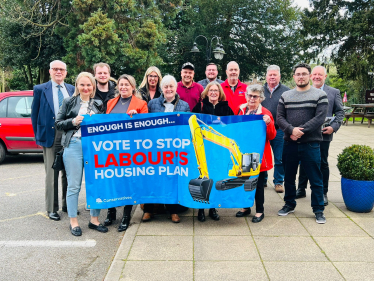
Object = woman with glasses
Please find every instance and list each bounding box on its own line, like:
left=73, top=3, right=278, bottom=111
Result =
left=55, top=72, right=107, bottom=236
left=192, top=81, right=234, bottom=222
left=138, top=66, right=163, bottom=103
left=236, top=84, right=276, bottom=223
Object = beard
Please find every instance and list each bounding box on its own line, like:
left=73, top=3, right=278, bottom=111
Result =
left=296, top=81, right=310, bottom=88
left=97, top=80, right=109, bottom=86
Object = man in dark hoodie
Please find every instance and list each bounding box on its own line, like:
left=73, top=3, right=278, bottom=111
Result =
left=93, top=62, right=116, bottom=111
left=261, top=65, right=290, bottom=193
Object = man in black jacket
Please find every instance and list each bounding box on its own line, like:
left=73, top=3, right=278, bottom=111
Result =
left=261, top=65, right=290, bottom=193
left=93, top=62, right=116, bottom=112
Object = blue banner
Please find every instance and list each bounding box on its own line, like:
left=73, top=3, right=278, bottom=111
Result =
left=81, top=112, right=266, bottom=209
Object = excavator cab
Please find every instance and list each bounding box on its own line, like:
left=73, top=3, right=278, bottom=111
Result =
left=242, top=153, right=260, bottom=173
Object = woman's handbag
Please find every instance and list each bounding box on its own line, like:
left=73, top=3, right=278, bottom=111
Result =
left=52, top=148, right=65, bottom=171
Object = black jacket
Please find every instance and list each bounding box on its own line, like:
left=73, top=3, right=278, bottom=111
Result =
left=192, top=97, right=234, bottom=116
left=139, top=85, right=163, bottom=103
left=94, top=80, right=116, bottom=112
left=55, top=95, right=103, bottom=147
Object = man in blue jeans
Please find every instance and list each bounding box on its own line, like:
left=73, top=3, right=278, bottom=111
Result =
left=262, top=65, right=290, bottom=193
left=277, top=63, right=328, bottom=224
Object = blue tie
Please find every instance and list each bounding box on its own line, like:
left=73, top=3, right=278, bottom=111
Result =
left=57, top=85, right=64, bottom=108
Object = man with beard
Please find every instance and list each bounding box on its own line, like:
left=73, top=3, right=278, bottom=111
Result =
left=177, top=62, right=203, bottom=110
left=261, top=65, right=290, bottom=193
left=221, top=61, right=247, bottom=113
left=296, top=66, right=344, bottom=205
left=93, top=62, right=116, bottom=111
left=197, top=63, right=224, bottom=89
left=277, top=63, right=328, bottom=224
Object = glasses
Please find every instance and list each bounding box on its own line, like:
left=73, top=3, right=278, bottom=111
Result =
left=148, top=75, right=158, bottom=79
left=294, top=73, right=309, bottom=77
left=247, top=94, right=260, bottom=100
left=208, top=89, right=219, bottom=93
left=51, top=68, right=66, bottom=72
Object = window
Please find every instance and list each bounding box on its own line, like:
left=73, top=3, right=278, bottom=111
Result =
left=0, top=98, right=7, bottom=118
left=5, top=96, right=33, bottom=118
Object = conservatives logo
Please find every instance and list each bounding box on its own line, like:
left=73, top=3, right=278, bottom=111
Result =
left=96, top=196, right=132, bottom=203
left=96, top=198, right=103, bottom=203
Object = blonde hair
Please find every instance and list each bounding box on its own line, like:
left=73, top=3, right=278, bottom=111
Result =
left=139, top=66, right=163, bottom=89
left=116, top=74, right=142, bottom=99
left=201, top=81, right=226, bottom=101
left=93, top=62, right=111, bottom=75
left=73, top=72, right=96, bottom=98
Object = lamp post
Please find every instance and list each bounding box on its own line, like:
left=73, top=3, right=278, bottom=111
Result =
left=368, top=71, right=374, bottom=90
left=190, top=35, right=225, bottom=65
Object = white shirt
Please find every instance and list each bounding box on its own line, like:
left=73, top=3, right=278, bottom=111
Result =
left=52, top=80, right=69, bottom=117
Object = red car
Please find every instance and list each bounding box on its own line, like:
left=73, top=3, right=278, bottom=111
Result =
left=0, top=91, right=42, bottom=163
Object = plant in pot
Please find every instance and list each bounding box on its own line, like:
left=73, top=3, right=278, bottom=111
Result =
left=337, top=144, right=374, bottom=212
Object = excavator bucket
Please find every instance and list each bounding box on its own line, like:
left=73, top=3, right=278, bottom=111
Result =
left=188, top=177, right=213, bottom=203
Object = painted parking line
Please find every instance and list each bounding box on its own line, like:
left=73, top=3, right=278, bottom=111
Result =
left=0, top=212, right=48, bottom=223
left=0, top=240, right=96, bottom=247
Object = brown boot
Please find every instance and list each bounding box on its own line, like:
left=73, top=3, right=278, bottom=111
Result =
left=142, top=212, right=153, bottom=222
left=171, top=214, right=180, bottom=223
left=275, top=184, right=284, bottom=193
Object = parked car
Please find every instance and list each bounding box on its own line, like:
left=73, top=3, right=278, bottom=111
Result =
left=0, top=91, right=42, bottom=163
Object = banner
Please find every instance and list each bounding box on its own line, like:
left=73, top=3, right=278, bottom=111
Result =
left=81, top=112, right=266, bottom=209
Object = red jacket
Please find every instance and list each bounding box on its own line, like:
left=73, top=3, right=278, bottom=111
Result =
left=238, top=104, right=276, bottom=172
left=221, top=79, right=247, bottom=114
left=106, top=94, right=148, bottom=114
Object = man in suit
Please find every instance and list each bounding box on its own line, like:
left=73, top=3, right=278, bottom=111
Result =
left=31, top=60, right=75, bottom=221
left=295, top=65, right=344, bottom=205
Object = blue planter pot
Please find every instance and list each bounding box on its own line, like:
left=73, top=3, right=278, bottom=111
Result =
left=341, top=177, right=374, bottom=213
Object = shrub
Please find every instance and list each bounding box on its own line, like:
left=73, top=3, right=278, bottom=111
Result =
left=337, top=145, right=374, bottom=181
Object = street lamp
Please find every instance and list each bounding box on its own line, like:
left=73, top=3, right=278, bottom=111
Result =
left=368, top=71, right=374, bottom=90
left=190, top=35, right=225, bottom=64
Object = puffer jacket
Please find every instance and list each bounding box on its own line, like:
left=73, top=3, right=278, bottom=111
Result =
left=148, top=93, right=190, bottom=113
left=238, top=103, right=276, bottom=172
left=55, top=95, right=103, bottom=147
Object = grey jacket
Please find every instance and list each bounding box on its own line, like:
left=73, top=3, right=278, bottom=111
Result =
left=197, top=78, right=224, bottom=89
left=148, top=93, right=190, bottom=113
left=55, top=95, right=104, bottom=147
left=321, top=85, right=344, bottom=142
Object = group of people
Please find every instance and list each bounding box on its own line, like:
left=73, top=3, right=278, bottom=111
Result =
left=31, top=58, right=344, bottom=236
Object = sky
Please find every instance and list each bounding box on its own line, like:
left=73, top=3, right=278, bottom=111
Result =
left=294, top=0, right=311, bottom=10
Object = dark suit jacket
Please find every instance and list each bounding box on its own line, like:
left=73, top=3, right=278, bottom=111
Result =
left=322, top=85, right=344, bottom=142
left=31, top=80, right=75, bottom=147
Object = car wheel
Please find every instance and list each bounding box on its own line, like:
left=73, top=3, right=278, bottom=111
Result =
left=0, top=142, right=6, bottom=164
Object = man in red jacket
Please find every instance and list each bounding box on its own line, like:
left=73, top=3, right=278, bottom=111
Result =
left=221, top=61, right=247, bottom=114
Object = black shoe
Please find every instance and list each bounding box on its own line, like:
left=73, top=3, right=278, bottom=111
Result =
left=278, top=205, right=295, bottom=216
left=324, top=194, right=328, bottom=206
left=236, top=208, right=251, bottom=217
left=315, top=212, right=326, bottom=224
left=118, top=215, right=131, bottom=232
left=252, top=213, right=264, bottom=223
left=48, top=212, right=60, bottom=221
left=62, top=206, right=67, bottom=212
left=209, top=208, right=220, bottom=221
left=295, top=188, right=306, bottom=199
left=88, top=222, right=108, bottom=233
left=70, top=225, right=82, bottom=236
left=104, top=208, right=117, bottom=226
left=197, top=209, right=206, bottom=222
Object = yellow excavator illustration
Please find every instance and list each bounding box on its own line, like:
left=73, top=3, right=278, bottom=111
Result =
left=188, top=115, right=261, bottom=203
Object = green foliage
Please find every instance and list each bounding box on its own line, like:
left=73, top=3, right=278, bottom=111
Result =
left=337, top=145, right=374, bottom=181
left=159, top=0, right=304, bottom=81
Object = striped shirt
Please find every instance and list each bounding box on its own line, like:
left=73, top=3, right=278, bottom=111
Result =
left=277, top=87, right=328, bottom=143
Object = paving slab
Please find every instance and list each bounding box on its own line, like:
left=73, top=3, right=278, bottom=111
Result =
left=264, top=261, right=343, bottom=281
left=194, top=261, right=268, bottom=281
left=299, top=217, right=368, bottom=237
left=249, top=216, right=310, bottom=236
left=254, top=236, right=328, bottom=262
left=314, top=237, right=374, bottom=262
left=128, top=236, right=193, bottom=261
left=350, top=218, right=374, bottom=237
left=194, top=236, right=259, bottom=261
left=194, top=216, right=250, bottom=236
left=119, top=261, right=193, bottom=281
left=137, top=216, right=193, bottom=236
left=334, top=203, right=374, bottom=218
left=333, top=262, right=374, bottom=281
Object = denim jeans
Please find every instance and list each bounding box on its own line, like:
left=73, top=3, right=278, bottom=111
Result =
left=282, top=141, right=324, bottom=213
left=298, top=141, right=330, bottom=194
left=270, top=129, right=285, bottom=185
left=63, top=137, right=100, bottom=218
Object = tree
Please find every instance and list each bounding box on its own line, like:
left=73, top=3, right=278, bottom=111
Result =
left=159, top=0, right=303, bottom=81
left=301, top=0, right=374, bottom=102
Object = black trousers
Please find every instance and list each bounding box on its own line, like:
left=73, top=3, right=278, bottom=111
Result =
left=245, top=171, right=266, bottom=213
left=298, top=141, right=330, bottom=194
